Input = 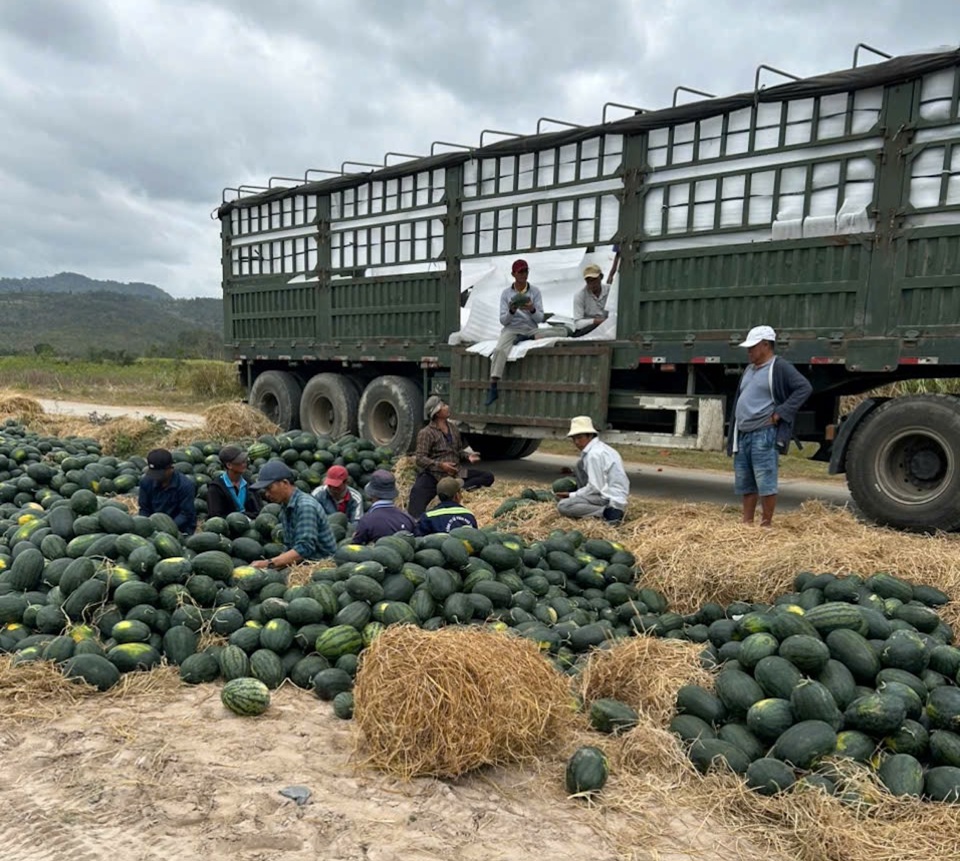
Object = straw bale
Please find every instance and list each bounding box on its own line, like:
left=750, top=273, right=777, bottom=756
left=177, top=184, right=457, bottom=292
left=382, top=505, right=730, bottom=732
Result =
left=352, top=625, right=577, bottom=779
left=0, top=394, right=44, bottom=422
left=576, top=636, right=710, bottom=727
left=202, top=402, right=279, bottom=440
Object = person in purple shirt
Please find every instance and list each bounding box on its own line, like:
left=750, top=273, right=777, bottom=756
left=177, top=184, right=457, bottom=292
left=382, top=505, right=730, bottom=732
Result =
left=352, top=470, right=416, bottom=543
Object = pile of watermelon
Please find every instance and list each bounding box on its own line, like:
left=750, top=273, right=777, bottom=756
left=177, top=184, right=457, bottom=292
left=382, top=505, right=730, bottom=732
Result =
left=665, top=571, right=960, bottom=803
left=0, top=420, right=394, bottom=521
left=0, top=455, right=650, bottom=696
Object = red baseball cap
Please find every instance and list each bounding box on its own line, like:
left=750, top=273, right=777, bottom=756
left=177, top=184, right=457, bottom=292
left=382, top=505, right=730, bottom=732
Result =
left=511, top=258, right=529, bottom=275
left=324, top=465, right=349, bottom=487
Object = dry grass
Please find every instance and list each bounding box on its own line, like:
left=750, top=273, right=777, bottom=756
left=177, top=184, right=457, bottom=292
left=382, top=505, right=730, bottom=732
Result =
left=201, top=402, right=279, bottom=439
left=0, top=657, right=182, bottom=725
left=576, top=637, right=711, bottom=727
left=352, top=625, right=578, bottom=779
left=659, top=764, right=960, bottom=861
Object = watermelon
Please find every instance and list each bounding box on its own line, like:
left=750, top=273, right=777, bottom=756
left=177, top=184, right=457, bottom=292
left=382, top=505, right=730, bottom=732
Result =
left=221, top=677, right=271, bottom=715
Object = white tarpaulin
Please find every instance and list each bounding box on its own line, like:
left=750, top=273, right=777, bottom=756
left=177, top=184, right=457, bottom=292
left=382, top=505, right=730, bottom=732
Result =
left=453, top=248, right=619, bottom=362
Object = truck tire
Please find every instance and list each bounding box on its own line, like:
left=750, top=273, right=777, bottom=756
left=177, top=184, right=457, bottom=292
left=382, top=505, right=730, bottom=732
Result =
left=846, top=394, right=960, bottom=532
left=467, top=435, right=541, bottom=460
left=300, top=373, right=360, bottom=439
left=358, top=376, right=423, bottom=454
left=249, top=371, right=303, bottom=431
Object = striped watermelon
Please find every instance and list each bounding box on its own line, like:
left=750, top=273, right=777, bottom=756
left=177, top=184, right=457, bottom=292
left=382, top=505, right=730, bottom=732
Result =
left=221, top=677, right=271, bottom=716
left=315, top=625, right=363, bottom=659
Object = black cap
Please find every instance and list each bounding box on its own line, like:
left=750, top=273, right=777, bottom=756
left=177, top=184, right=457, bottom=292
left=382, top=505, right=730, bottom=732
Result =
left=145, top=448, right=173, bottom=480
left=219, top=445, right=247, bottom=466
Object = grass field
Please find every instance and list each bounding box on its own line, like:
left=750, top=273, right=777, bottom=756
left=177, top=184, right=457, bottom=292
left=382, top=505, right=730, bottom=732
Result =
left=0, top=356, right=242, bottom=409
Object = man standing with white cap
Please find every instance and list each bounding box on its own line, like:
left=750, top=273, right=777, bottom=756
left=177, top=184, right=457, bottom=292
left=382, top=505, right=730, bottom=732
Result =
left=728, top=325, right=812, bottom=527
left=555, top=416, right=629, bottom=523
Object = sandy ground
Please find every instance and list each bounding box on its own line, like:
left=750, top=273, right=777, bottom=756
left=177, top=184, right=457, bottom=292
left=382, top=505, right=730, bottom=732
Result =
left=0, top=675, right=773, bottom=861
left=35, top=398, right=205, bottom=430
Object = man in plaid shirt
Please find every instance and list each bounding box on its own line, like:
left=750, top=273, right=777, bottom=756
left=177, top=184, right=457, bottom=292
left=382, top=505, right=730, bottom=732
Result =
left=249, top=461, right=337, bottom=567
left=407, top=395, right=495, bottom=518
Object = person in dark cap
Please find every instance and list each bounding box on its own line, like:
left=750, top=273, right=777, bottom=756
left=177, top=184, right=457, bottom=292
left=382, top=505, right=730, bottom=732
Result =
left=407, top=394, right=494, bottom=519
left=250, top=460, right=336, bottom=567
left=415, top=477, right=478, bottom=536
left=311, top=464, right=362, bottom=525
left=352, top=469, right=416, bottom=544
left=138, top=448, right=197, bottom=535
left=205, top=445, right=262, bottom=518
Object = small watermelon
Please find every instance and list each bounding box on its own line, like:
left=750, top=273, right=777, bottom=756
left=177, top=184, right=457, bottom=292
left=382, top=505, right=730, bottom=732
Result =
left=221, top=677, right=271, bottom=716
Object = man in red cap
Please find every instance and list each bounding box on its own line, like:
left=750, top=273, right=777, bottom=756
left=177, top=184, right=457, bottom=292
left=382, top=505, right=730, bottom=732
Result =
left=486, top=259, right=545, bottom=405
left=311, top=464, right=363, bottom=526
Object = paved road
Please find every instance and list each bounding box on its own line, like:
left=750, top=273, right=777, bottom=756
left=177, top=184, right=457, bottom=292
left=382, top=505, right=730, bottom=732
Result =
left=35, top=398, right=850, bottom=510
left=485, top=451, right=852, bottom=511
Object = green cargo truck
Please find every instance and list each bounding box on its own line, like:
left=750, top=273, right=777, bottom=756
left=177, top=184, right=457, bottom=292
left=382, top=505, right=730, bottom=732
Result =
left=218, top=47, right=960, bottom=532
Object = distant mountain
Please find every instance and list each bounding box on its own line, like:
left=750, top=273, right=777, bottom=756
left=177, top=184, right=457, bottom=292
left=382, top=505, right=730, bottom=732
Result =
left=0, top=276, right=225, bottom=359
left=0, top=272, right=171, bottom=301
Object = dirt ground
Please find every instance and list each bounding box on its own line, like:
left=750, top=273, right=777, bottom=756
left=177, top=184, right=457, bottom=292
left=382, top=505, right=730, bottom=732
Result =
left=0, top=675, right=771, bottom=861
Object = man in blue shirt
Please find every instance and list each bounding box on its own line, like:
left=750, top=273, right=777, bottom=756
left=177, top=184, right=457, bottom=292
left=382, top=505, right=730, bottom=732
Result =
left=138, top=448, right=197, bottom=535
left=249, top=460, right=337, bottom=567
left=416, top=477, right=478, bottom=535
left=352, top=470, right=416, bottom=543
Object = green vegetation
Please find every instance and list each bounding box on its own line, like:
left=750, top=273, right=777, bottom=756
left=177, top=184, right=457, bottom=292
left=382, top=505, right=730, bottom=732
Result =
left=0, top=274, right=223, bottom=359
left=0, top=356, right=242, bottom=409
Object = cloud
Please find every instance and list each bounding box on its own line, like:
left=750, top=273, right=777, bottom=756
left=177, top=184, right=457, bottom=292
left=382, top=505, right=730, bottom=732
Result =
left=0, top=0, right=958, bottom=296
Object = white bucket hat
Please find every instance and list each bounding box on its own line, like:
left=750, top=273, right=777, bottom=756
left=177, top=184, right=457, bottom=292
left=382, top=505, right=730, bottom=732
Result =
left=567, top=416, right=599, bottom=437
left=738, top=325, right=777, bottom=348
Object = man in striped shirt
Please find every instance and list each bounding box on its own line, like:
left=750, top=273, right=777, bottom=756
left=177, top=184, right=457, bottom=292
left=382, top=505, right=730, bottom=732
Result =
left=408, top=395, right=494, bottom=518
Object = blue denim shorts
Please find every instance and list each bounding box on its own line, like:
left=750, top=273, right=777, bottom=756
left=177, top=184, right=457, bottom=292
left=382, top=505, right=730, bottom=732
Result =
left=734, top=424, right=779, bottom=496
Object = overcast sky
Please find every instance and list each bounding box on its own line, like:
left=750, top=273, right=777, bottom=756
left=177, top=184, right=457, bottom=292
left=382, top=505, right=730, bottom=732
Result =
left=1, top=0, right=958, bottom=298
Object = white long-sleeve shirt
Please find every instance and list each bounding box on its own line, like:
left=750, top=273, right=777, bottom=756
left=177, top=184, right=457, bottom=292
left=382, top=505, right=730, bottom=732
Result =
left=571, top=437, right=630, bottom=509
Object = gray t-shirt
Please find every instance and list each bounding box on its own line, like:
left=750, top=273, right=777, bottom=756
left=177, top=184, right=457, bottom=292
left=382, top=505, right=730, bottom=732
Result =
left=735, top=357, right=776, bottom=432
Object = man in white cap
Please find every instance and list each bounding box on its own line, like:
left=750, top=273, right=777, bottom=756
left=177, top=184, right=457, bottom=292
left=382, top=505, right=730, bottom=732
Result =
left=555, top=416, right=629, bottom=523
left=728, top=325, right=812, bottom=527
left=408, top=395, right=494, bottom=518
left=572, top=263, right=610, bottom=336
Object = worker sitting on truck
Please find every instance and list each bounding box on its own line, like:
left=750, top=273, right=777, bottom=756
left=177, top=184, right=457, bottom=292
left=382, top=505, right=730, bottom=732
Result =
left=249, top=460, right=337, bottom=565
left=352, top=470, right=416, bottom=543
left=416, top=477, right=479, bottom=535
left=555, top=416, right=629, bottom=523
left=408, top=395, right=494, bottom=518
left=138, top=448, right=197, bottom=535
left=728, top=325, right=813, bottom=528
left=572, top=263, right=610, bottom=337
left=485, top=259, right=567, bottom=406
